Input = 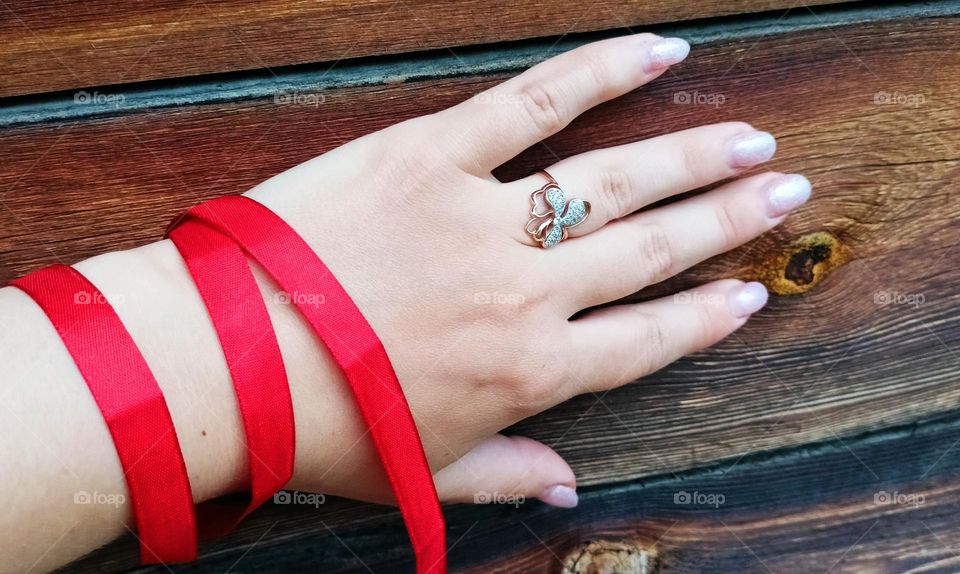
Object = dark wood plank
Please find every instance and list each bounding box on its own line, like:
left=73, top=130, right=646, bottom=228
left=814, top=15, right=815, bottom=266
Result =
left=69, top=410, right=960, bottom=572
left=0, top=0, right=851, bottom=98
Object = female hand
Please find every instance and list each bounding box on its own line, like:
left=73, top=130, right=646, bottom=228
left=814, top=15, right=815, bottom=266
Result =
left=234, top=32, right=811, bottom=507
left=0, top=33, right=816, bottom=574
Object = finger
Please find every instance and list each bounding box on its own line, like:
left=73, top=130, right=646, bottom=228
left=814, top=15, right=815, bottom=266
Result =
left=436, top=34, right=691, bottom=174
left=558, top=172, right=810, bottom=311
left=567, top=279, right=768, bottom=394
left=433, top=434, right=578, bottom=508
left=505, top=122, right=776, bottom=242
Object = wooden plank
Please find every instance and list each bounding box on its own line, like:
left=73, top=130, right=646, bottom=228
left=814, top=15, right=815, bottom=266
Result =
left=6, top=5, right=960, bottom=571
left=69, top=409, right=960, bottom=572
left=0, top=0, right=853, bottom=98
left=3, top=8, right=960, bottom=491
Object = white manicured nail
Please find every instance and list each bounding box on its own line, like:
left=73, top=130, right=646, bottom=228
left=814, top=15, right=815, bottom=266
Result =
left=540, top=485, right=579, bottom=508
left=766, top=174, right=812, bottom=218
left=729, top=131, right=777, bottom=168
left=731, top=281, right=769, bottom=318
left=648, top=38, right=690, bottom=70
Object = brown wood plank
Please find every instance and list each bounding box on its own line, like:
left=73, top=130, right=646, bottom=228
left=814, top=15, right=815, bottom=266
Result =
left=0, top=0, right=851, bottom=98
left=2, top=13, right=959, bottom=495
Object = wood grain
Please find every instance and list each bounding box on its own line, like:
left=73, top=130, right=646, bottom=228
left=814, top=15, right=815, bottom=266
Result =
left=3, top=11, right=959, bottom=487
left=70, top=410, right=960, bottom=572
left=0, top=0, right=852, bottom=98
left=4, top=7, right=958, bottom=574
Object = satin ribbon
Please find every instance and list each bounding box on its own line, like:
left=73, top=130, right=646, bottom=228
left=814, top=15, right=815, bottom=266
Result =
left=12, top=195, right=445, bottom=571
left=170, top=196, right=447, bottom=573
left=12, top=265, right=198, bottom=564
left=169, top=220, right=295, bottom=533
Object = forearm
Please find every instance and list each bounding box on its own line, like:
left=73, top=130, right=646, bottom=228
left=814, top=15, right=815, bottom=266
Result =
left=0, top=237, right=380, bottom=572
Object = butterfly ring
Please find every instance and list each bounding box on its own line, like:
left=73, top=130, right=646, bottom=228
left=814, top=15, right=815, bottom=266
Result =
left=524, top=171, right=591, bottom=248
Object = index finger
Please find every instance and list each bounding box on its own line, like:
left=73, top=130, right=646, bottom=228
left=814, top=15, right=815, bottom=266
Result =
left=434, top=34, right=690, bottom=174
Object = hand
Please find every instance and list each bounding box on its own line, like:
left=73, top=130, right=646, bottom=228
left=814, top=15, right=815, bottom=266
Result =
left=235, top=33, right=810, bottom=507
left=0, top=32, right=816, bottom=574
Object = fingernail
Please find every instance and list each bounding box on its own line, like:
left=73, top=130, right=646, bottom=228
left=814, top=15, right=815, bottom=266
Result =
left=730, top=281, right=769, bottom=318
left=766, top=174, right=812, bottom=218
left=648, top=38, right=690, bottom=70
left=540, top=485, right=579, bottom=508
left=728, top=131, right=777, bottom=168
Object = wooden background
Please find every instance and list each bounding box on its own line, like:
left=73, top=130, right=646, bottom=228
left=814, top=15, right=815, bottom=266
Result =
left=1, top=1, right=958, bottom=572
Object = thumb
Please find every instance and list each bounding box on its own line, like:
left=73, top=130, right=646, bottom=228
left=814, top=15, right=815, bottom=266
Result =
left=433, top=434, right=578, bottom=508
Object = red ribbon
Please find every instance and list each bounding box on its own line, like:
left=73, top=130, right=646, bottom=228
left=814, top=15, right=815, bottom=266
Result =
left=12, top=195, right=446, bottom=571
left=169, top=220, right=296, bottom=533
left=171, top=196, right=447, bottom=573
left=11, top=265, right=198, bottom=564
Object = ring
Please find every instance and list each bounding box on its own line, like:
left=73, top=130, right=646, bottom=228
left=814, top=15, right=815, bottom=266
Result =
left=524, top=171, right=591, bottom=248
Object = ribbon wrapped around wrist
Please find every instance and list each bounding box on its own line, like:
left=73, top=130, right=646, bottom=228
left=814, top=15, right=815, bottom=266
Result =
left=169, top=219, right=296, bottom=535
left=11, top=194, right=447, bottom=573
left=169, top=196, right=446, bottom=573
left=12, top=265, right=198, bottom=564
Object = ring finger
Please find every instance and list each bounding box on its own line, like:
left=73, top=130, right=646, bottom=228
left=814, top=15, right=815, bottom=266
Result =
left=505, top=121, right=777, bottom=243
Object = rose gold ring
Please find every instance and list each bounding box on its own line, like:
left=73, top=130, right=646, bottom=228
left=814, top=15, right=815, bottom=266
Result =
left=524, top=170, right=591, bottom=248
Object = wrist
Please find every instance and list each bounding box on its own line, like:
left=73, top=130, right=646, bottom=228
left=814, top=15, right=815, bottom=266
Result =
left=75, top=232, right=389, bottom=505
left=74, top=240, right=247, bottom=503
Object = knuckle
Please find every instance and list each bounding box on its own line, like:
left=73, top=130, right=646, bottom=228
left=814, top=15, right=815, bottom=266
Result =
left=677, top=137, right=711, bottom=188
left=517, top=375, right=558, bottom=411
left=634, top=223, right=675, bottom=286
left=504, top=336, right=569, bottom=411
left=596, top=168, right=635, bottom=218
left=517, top=82, right=568, bottom=136
left=501, top=362, right=555, bottom=414
left=634, top=312, right=670, bottom=378
left=578, top=45, right=617, bottom=94
left=714, top=201, right=742, bottom=248
left=693, top=302, right=723, bottom=350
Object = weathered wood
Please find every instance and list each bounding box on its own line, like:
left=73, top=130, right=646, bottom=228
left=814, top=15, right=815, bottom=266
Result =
left=0, top=0, right=852, bottom=98
left=3, top=8, right=959, bottom=485
left=6, top=3, right=959, bottom=572
left=69, top=410, right=960, bottom=572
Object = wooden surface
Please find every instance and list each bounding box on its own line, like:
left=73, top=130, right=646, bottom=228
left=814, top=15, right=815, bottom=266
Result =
left=113, top=412, right=960, bottom=572
left=1, top=1, right=957, bottom=572
left=0, top=0, right=851, bottom=98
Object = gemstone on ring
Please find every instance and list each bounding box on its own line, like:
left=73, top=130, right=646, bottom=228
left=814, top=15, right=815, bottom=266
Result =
left=524, top=171, right=591, bottom=248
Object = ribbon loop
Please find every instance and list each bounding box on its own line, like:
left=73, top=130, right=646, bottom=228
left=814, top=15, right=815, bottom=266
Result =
left=169, top=220, right=296, bottom=534
left=173, top=196, right=446, bottom=573
left=12, top=265, right=198, bottom=564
